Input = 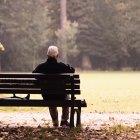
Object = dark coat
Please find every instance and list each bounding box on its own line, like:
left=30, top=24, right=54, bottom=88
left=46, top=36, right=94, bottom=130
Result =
left=33, top=57, right=75, bottom=100
left=33, top=57, right=75, bottom=74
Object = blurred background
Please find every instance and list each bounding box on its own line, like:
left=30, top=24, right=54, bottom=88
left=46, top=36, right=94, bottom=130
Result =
left=0, top=0, right=140, bottom=72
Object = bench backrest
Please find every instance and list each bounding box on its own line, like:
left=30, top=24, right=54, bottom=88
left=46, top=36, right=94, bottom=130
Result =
left=0, top=73, right=80, bottom=96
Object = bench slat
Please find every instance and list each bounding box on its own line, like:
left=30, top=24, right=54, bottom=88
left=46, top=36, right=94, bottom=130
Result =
left=0, top=99, right=87, bottom=107
left=0, top=89, right=81, bottom=94
left=0, top=73, right=79, bottom=78
left=0, top=79, right=80, bottom=84
left=0, top=84, right=80, bottom=89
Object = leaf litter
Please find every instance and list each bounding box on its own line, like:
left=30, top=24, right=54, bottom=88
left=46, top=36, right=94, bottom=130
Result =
left=0, top=111, right=140, bottom=139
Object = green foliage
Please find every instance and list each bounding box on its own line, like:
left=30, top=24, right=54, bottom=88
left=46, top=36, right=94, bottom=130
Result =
left=1, top=0, right=140, bottom=70
left=67, top=0, right=140, bottom=70
left=0, top=0, right=52, bottom=71
left=68, top=0, right=123, bottom=69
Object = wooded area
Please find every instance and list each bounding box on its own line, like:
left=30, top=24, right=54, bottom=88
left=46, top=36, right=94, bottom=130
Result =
left=0, top=0, right=140, bottom=71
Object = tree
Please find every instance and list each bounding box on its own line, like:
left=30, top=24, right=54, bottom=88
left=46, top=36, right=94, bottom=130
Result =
left=0, top=0, right=52, bottom=71
left=55, top=0, right=79, bottom=64
left=1, top=0, right=140, bottom=70
left=68, top=0, right=123, bottom=70
left=55, top=21, right=79, bottom=64
left=114, top=0, right=140, bottom=70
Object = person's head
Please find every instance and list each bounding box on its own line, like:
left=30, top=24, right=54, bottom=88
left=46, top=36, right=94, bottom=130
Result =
left=47, top=45, right=59, bottom=59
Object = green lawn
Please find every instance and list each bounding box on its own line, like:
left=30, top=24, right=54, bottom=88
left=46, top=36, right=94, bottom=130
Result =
left=1, top=71, right=140, bottom=113
left=80, top=71, right=140, bottom=113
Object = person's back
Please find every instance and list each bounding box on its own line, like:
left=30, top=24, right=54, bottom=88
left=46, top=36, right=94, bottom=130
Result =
left=33, top=45, right=75, bottom=126
left=33, top=49, right=75, bottom=100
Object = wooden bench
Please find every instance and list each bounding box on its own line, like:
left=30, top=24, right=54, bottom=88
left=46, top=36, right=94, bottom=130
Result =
left=0, top=73, right=87, bottom=127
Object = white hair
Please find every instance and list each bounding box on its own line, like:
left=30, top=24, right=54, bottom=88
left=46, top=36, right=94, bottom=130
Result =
left=47, top=46, right=59, bottom=58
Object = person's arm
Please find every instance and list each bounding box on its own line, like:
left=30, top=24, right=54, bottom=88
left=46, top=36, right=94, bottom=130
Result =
left=59, top=62, right=75, bottom=73
left=66, top=64, right=75, bottom=73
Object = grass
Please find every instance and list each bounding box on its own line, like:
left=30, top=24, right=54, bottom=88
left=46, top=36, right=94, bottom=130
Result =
left=80, top=71, right=140, bottom=113
left=1, top=71, right=140, bottom=113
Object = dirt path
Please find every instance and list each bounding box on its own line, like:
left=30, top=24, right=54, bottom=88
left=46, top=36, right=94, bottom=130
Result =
left=0, top=111, right=140, bottom=129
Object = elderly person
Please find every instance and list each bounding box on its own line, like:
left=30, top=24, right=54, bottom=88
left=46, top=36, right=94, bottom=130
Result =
left=33, top=46, right=75, bottom=127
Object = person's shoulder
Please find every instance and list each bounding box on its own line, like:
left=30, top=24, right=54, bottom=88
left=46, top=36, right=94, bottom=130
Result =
left=38, top=62, right=46, bottom=66
left=58, top=62, right=67, bottom=66
left=32, top=62, right=47, bottom=73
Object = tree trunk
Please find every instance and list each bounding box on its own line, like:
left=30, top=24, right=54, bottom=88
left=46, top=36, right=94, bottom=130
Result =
left=81, top=54, right=92, bottom=70
left=60, top=0, right=67, bottom=29
left=60, top=0, right=68, bottom=63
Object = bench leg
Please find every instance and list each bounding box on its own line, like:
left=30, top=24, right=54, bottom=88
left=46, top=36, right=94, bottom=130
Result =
left=76, top=107, right=81, bottom=127
left=70, top=107, right=81, bottom=128
left=70, top=107, right=75, bottom=128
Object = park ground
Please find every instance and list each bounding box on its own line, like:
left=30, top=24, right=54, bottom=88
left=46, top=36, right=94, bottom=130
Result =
left=0, top=111, right=140, bottom=139
left=1, top=71, right=140, bottom=139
